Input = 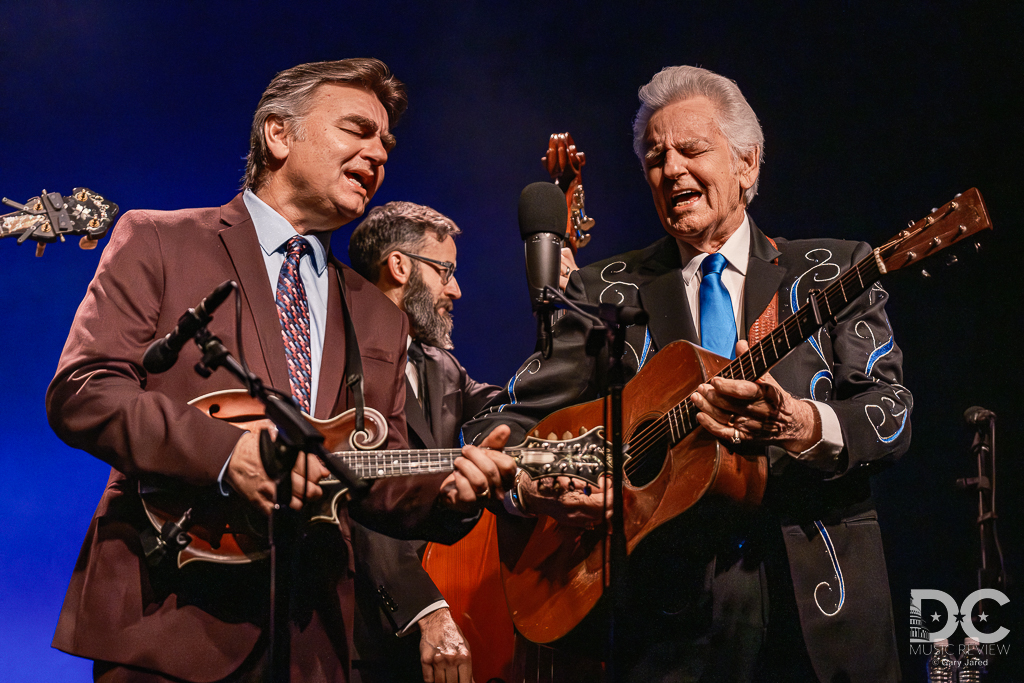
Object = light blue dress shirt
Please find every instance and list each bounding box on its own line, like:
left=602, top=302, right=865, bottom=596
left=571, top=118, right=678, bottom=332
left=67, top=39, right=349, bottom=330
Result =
left=243, top=189, right=331, bottom=412
left=218, top=191, right=332, bottom=491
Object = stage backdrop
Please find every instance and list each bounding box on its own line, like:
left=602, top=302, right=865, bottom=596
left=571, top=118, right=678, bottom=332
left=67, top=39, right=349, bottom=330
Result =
left=2, top=2, right=1021, bottom=681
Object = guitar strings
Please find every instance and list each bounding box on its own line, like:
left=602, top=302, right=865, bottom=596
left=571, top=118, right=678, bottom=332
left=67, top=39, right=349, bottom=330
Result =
left=620, top=256, right=883, bottom=481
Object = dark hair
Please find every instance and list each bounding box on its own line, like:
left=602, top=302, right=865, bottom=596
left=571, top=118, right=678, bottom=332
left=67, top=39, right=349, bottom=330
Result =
left=243, top=58, right=407, bottom=191
left=349, top=201, right=461, bottom=284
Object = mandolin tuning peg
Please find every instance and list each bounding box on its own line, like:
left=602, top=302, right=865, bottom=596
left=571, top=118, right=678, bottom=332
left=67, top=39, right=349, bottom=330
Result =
left=945, top=254, right=958, bottom=266
left=973, top=241, right=982, bottom=253
left=921, top=269, right=931, bottom=279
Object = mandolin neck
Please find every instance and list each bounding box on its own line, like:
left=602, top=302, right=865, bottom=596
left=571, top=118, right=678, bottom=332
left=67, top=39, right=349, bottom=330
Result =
left=322, top=446, right=544, bottom=482
left=323, top=448, right=461, bottom=481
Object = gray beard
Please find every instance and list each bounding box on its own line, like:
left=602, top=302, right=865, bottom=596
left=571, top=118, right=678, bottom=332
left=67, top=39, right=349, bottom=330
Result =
left=403, top=267, right=454, bottom=349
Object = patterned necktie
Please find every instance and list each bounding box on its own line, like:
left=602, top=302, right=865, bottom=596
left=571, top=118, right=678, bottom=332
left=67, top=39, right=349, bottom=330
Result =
left=276, top=236, right=313, bottom=412
left=699, top=252, right=737, bottom=359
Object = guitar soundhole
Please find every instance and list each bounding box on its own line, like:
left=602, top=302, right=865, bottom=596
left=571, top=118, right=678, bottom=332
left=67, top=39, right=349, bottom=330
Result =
left=624, top=419, right=670, bottom=488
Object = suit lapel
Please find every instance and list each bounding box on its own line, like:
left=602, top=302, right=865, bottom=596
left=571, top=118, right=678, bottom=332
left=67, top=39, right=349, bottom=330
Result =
left=422, top=347, right=447, bottom=447
left=404, top=377, right=437, bottom=449
left=742, top=219, right=786, bottom=334
left=217, top=196, right=290, bottom=393
left=637, top=237, right=697, bottom=349
left=314, top=258, right=347, bottom=419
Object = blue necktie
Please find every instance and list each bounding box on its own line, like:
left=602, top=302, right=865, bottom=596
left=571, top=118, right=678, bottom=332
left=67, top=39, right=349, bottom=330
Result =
left=699, top=253, right=737, bottom=359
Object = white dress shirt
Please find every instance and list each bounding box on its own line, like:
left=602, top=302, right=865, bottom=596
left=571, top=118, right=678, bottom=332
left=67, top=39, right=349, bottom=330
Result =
left=676, top=215, right=844, bottom=463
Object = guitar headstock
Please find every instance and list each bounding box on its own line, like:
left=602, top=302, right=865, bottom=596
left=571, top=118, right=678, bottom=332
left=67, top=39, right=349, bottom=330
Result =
left=516, top=426, right=607, bottom=485
left=1, top=187, right=119, bottom=256
left=876, top=188, right=991, bottom=275
left=542, top=132, right=595, bottom=253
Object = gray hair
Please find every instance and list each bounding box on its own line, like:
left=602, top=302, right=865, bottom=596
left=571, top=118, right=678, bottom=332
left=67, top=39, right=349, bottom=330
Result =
left=632, top=65, right=764, bottom=205
left=243, top=58, right=407, bottom=191
left=349, top=201, right=461, bottom=284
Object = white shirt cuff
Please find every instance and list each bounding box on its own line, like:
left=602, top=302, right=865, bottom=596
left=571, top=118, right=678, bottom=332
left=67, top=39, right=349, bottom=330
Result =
left=791, top=401, right=844, bottom=470
left=217, top=432, right=249, bottom=496
left=396, top=600, right=449, bottom=636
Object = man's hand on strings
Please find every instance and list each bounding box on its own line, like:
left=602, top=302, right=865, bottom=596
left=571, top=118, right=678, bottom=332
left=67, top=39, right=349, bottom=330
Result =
left=690, top=340, right=821, bottom=454
left=225, top=428, right=329, bottom=515
left=441, top=425, right=517, bottom=513
left=518, top=471, right=611, bottom=528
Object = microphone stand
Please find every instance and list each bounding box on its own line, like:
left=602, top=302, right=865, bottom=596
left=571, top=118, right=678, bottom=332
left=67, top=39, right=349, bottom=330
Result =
left=957, top=411, right=1006, bottom=593
left=538, top=286, right=647, bottom=683
left=189, top=325, right=368, bottom=683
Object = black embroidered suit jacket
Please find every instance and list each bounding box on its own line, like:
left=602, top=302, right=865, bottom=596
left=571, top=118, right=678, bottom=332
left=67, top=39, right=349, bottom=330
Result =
left=462, top=218, right=911, bottom=682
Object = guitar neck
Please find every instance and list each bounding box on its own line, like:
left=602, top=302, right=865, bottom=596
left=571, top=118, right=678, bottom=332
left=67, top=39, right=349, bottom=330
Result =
left=664, top=248, right=886, bottom=443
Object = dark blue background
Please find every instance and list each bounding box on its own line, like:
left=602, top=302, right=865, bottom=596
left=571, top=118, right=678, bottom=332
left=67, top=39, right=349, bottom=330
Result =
left=2, top=2, right=1021, bottom=680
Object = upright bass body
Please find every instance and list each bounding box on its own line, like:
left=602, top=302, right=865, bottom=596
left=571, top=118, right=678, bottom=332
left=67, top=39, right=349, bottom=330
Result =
left=498, top=340, right=768, bottom=644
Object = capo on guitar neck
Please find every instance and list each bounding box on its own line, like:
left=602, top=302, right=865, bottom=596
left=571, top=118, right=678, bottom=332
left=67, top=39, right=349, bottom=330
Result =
left=807, top=289, right=828, bottom=326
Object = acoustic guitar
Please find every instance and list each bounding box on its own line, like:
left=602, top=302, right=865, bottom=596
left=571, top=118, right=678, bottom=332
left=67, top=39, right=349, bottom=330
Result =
left=498, top=188, right=992, bottom=644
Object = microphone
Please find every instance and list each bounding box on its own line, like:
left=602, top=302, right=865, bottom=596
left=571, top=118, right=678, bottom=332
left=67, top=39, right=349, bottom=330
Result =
left=964, top=406, right=996, bottom=428
left=519, top=181, right=567, bottom=309
left=519, top=182, right=567, bottom=358
left=143, top=280, right=236, bottom=374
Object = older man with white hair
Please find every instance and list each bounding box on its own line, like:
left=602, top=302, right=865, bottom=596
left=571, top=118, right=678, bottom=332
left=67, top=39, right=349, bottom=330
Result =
left=463, top=65, right=911, bottom=682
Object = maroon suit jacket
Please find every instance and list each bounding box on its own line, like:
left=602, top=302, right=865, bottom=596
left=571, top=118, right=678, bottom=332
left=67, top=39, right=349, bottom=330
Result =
left=47, top=195, right=461, bottom=682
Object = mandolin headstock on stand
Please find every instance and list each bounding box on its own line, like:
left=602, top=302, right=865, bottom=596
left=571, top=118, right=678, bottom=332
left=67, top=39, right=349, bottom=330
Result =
left=1, top=187, right=118, bottom=257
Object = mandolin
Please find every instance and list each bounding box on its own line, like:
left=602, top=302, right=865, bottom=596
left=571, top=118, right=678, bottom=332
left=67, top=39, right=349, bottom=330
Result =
left=139, top=389, right=606, bottom=568
left=1, top=188, right=117, bottom=256
left=499, top=188, right=993, bottom=644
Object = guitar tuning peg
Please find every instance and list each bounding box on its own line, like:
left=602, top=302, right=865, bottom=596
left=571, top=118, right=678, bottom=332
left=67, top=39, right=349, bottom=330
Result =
left=921, top=269, right=931, bottom=279
left=35, top=243, right=46, bottom=257
left=946, top=254, right=959, bottom=266
left=973, top=241, right=982, bottom=253
left=80, top=236, right=100, bottom=250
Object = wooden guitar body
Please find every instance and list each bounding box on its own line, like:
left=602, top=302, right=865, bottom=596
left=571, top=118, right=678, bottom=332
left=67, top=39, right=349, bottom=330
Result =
left=501, top=340, right=768, bottom=644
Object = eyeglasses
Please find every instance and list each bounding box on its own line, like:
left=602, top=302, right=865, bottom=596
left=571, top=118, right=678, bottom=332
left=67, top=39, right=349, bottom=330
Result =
left=397, top=251, right=457, bottom=285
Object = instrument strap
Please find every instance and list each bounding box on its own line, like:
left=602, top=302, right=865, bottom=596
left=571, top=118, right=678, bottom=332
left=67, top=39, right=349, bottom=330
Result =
left=334, top=263, right=366, bottom=435
left=746, top=236, right=780, bottom=345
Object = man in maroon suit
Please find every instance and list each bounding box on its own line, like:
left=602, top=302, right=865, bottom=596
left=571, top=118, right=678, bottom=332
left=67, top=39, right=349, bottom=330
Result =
left=47, top=58, right=513, bottom=683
